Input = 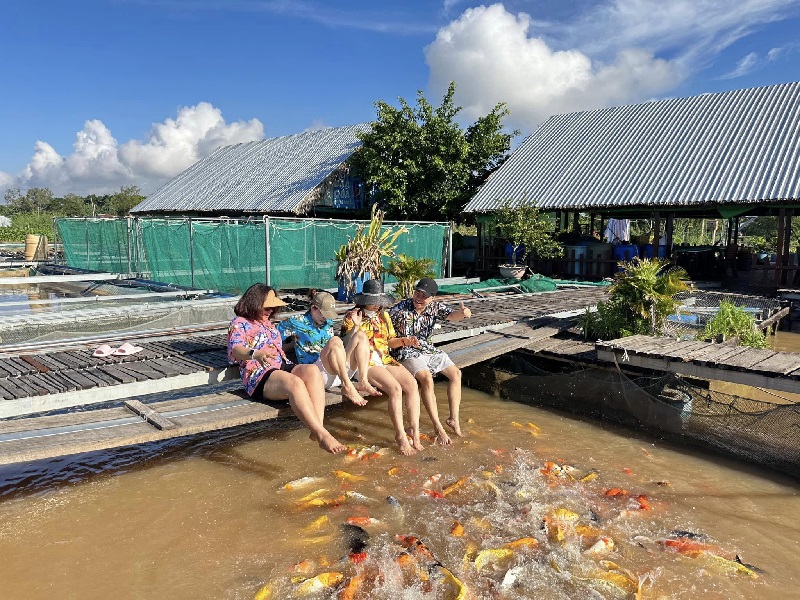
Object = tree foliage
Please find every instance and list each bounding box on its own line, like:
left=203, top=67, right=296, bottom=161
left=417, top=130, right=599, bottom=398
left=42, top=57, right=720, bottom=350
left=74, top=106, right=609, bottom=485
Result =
left=350, top=82, right=518, bottom=222
left=1, top=185, right=146, bottom=218
left=494, top=202, right=563, bottom=265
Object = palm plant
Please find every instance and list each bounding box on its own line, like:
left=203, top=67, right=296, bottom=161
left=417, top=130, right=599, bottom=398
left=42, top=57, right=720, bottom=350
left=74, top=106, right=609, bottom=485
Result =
left=581, top=257, right=688, bottom=339
left=334, top=205, right=408, bottom=299
left=387, top=254, right=436, bottom=298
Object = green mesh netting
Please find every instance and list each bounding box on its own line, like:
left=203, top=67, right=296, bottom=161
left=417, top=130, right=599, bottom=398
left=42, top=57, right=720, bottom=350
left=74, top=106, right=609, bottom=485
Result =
left=56, top=217, right=449, bottom=294
left=438, top=275, right=560, bottom=295
left=57, top=218, right=133, bottom=273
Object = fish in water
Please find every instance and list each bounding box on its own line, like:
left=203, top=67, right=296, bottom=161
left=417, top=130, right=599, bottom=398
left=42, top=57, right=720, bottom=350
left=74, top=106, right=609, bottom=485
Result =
left=333, top=470, right=365, bottom=483
left=705, top=553, right=761, bottom=578
left=345, top=516, right=381, bottom=527
left=337, top=573, right=365, bottom=600
left=341, top=523, right=369, bottom=554
left=293, top=572, right=344, bottom=596
left=474, top=547, right=514, bottom=571
left=282, top=476, right=328, bottom=491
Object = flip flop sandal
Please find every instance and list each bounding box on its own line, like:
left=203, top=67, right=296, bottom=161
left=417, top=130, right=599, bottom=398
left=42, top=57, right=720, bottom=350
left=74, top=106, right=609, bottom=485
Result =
left=112, top=342, right=144, bottom=356
left=93, top=344, right=115, bottom=358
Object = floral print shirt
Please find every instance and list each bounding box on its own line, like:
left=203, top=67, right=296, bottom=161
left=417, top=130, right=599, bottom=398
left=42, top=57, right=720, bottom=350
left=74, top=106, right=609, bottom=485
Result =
left=389, top=298, right=453, bottom=362
left=227, top=316, right=288, bottom=396
left=276, top=311, right=333, bottom=365
left=341, top=308, right=399, bottom=366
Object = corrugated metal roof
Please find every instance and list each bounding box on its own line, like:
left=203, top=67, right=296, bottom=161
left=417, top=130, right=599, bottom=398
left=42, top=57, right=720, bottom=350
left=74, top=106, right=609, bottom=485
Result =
left=465, top=81, right=800, bottom=213
left=131, top=123, right=370, bottom=214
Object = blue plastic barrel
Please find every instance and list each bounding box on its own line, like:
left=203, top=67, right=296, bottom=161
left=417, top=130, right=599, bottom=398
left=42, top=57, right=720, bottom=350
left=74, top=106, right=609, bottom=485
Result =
left=614, top=244, right=638, bottom=271
left=639, top=243, right=654, bottom=259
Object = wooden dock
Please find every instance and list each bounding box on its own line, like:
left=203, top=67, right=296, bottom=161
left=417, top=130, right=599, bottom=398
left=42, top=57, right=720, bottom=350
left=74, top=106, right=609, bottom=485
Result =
left=596, top=334, right=800, bottom=394
left=0, top=287, right=607, bottom=465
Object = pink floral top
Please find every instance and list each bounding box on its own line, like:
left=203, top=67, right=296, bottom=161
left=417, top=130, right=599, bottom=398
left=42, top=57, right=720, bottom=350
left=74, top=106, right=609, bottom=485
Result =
left=227, top=316, right=287, bottom=396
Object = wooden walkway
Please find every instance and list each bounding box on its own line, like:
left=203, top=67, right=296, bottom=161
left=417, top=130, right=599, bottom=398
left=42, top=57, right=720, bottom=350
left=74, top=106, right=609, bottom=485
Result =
left=0, top=287, right=607, bottom=465
left=596, top=334, right=800, bottom=394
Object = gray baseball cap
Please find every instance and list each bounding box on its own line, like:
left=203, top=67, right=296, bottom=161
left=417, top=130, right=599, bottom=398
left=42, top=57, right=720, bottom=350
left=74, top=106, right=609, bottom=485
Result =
left=311, top=291, right=338, bottom=320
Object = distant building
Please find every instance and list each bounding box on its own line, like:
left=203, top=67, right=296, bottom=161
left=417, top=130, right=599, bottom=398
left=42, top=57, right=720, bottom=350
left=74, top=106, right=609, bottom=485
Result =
left=131, top=124, right=372, bottom=217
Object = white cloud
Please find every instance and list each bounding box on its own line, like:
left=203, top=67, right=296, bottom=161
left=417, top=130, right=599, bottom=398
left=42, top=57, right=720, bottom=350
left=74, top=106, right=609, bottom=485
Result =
left=0, top=102, right=263, bottom=197
left=425, top=1, right=800, bottom=131
left=720, top=52, right=760, bottom=79
left=425, top=4, right=682, bottom=129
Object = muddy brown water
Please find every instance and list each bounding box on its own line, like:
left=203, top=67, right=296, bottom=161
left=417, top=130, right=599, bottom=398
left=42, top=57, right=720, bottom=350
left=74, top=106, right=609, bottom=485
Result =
left=0, top=383, right=798, bottom=599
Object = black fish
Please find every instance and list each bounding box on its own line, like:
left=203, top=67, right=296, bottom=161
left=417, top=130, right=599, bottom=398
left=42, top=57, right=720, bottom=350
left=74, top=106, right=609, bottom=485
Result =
left=670, top=530, right=707, bottom=540
left=340, top=523, right=369, bottom=554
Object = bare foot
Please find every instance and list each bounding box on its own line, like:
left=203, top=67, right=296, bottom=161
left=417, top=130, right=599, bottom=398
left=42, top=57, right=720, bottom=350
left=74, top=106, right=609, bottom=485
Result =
left=357, top=382, right=382, bottom=397
left=445, top=417, right=463, bottom=437
left=342, top=384, right=368, bottom=407
left=435, top=426, right=452, bottom=446
left=396, top=435, right=416, bottom=456
left=406, top=429, right=425, bottom=452
left=318, top=432, right=347, bottom=454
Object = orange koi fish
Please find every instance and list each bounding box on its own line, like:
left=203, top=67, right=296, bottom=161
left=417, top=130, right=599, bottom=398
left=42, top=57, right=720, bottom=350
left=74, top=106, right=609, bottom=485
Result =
left=294, top=572, right=344, bottom=596
left=442, top=476, right=471, bottom=496
left=658, top=537, right=725, bottom=556
left=422, top=489, right=444, bottom=499
left=334, top=470, right=365, bottom=483
left=450, top=521, right=465, bottom=537
left=395, top=535, right=439, bottom=563
left=603, top=487, right=629, bottom=497
left=346, top=516, right=381, bottom=527
left=423, top=473, right=442, bottom=487
left=337, top=574, right=365, bottom=600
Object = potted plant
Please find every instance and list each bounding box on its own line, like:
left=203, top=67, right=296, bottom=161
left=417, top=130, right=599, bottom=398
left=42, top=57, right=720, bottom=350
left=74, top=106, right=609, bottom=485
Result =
left=386, top=254, right=436, bottom=298
left=334, top=205, right=408, bottom=300
left=494, top=202, right=563, bottom=279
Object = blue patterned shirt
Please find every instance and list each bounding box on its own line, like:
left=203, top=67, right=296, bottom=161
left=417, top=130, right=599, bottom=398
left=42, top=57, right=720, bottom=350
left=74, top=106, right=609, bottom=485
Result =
left=276, top=311, right=333, bottom=364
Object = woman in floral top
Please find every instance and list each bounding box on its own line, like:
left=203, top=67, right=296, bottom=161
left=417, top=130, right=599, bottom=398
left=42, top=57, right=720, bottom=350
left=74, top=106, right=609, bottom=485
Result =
left=340, top=279, right=423, bottom=456
left=227, top=284, right=346, bottom=454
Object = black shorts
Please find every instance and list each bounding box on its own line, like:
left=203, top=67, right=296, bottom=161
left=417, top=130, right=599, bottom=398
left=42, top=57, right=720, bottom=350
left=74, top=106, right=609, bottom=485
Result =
left=253, top=363, right=296, bottom=398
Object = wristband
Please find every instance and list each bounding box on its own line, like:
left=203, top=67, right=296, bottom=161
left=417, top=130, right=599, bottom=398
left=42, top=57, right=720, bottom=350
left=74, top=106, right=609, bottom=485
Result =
left=248, top=348, right=256, bottom=360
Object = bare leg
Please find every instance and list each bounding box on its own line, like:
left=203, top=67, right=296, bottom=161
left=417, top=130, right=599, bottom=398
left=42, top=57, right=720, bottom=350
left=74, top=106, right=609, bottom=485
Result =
left=290, top=364, right=326, bottom=424
left=440, top=364, right=463, bottom=437
left=386, top=364, right=424, bottom=452
left=320, top=337, right=366, bottom=406
left=367, top=367, right=415, bottom=456
left=345, top=331, right=380, bottom=396
left=261, top=369, right=346, bottom=454
left=414, top=369, right=451, bottom=445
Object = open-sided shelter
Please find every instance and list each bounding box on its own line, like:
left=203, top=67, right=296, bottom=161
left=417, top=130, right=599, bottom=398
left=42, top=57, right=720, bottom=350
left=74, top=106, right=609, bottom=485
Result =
left=465, top=81, right=800, bottom=286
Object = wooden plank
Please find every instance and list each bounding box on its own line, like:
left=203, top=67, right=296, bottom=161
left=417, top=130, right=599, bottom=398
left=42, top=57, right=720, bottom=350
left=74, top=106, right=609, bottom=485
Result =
left=657, top=341, right=713, bottom=360
left=19, top=355, right=51, bottom=373
left=124, top=399, right=177, bottom=430
left=37, top=372, right=73, bottom=394
left=0, top=380, right=19, bottom=400
left=9, top=375, right=49, bottom=397
left=117, top=361, right=167, bottom=381
left=718, top=348, right=777, bottom=370
left=108, top=363, right=151, bottom=382
left=96, top=364, right=138, bottom=384
left=690, top=344, right=748, bottom=366
left=745, top=352, right=800, bottom=376
left=59, top=369, right=100, bottom=391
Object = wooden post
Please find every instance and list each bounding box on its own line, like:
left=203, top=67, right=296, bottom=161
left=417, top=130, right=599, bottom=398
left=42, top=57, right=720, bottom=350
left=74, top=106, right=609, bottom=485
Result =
left=599, top=216, right=605, bottom=241
left=782, top=210, right=793, bottom=285
left=653, top=212, right=661, bottom=248
left=665, top=213, right=674, bottom=259
left=775, top=208, right=786, bottom=285
left=555, top=210, right=562, bottom=233
left=590, top=213, right=596, bottom=237
left=572, top=212, right=580, bottom=233
left=734, top=216, right=740, bottom=245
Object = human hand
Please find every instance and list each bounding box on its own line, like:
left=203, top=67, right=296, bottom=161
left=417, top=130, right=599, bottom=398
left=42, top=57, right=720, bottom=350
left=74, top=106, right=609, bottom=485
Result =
left=254, top=346, right=277, bottom=365
left=350, top=309, right=363, bottom=328
left=460, top=302, right=472, bottom=319
left=407, top=336, right=420, bottom=347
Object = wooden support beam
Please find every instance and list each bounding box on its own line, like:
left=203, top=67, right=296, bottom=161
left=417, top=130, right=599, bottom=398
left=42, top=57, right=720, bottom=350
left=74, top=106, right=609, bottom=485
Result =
left=125, top=399, right=176, bottom=430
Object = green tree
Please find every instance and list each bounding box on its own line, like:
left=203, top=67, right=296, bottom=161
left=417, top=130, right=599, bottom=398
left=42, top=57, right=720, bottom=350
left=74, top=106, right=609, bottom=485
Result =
left=351, top=82, right=518, bottom=222
left=109, top=185, right=145, bottom=216
left=3, top=187, right=53, bottom=215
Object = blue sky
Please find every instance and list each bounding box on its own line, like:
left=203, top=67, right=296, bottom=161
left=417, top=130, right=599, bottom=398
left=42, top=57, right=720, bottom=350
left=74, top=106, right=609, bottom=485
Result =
left=2, top=0, right=799, bottom=196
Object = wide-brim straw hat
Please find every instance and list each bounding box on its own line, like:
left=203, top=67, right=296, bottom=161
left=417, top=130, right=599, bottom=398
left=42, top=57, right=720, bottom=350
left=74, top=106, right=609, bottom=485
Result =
left=263, top=289, right=287, bottom=308
left=353, top=279, right=395, bottom=307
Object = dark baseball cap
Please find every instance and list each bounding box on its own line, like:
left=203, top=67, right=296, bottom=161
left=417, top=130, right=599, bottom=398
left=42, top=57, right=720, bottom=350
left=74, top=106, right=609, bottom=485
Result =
left=414, top=277, right=438, bottom=298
